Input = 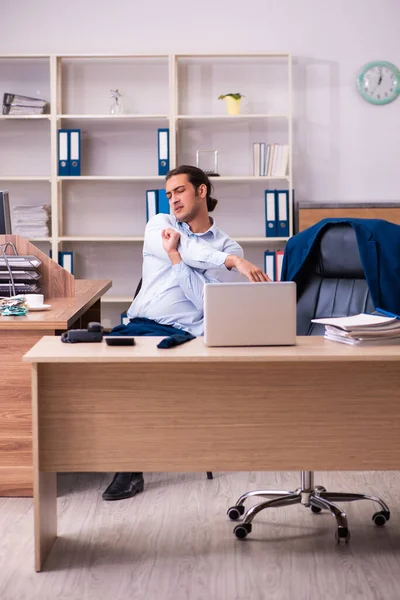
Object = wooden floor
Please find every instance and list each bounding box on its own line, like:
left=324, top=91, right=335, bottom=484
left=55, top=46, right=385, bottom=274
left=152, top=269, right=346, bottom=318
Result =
left=1, top=470, right=400, bottom=600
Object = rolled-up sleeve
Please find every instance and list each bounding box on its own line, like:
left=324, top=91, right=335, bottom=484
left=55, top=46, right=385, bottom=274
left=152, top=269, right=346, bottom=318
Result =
left=143, top=214, right=244, bottom=272
left=179, top=234, right=243, bottom=270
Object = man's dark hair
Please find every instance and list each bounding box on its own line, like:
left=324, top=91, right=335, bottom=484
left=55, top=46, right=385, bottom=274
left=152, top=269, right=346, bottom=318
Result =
left=165, top=165, right=218, bottom=212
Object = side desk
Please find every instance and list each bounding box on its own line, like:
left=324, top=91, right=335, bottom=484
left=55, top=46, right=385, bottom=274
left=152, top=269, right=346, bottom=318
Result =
left=24, top=336, right=400, bottom=571
left=297, top=202, right=400, bottom=232
left=0, top=279, right=111, bottom=496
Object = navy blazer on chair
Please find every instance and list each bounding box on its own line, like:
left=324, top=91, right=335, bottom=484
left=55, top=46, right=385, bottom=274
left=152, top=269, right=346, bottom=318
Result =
left=281, top=218, right=400, bottom=315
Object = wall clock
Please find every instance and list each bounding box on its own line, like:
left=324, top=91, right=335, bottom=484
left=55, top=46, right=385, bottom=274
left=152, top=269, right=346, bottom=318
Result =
left=357, top=61, right=400, bottom=105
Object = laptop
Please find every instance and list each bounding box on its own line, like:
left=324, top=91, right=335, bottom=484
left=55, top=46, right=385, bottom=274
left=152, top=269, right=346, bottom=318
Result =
left=203, top=281, right=297, bottom=347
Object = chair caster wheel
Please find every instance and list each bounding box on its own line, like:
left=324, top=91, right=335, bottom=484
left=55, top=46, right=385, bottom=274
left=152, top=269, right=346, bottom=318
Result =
left=372, top=510, right=390, bottom=526
left=335, top=527, right=350, bottom=543
left=311, top=505, right=322, bottom=514
left=227, top=505, right=245, bottom=521
left=234, top=523, right=252, bottom=539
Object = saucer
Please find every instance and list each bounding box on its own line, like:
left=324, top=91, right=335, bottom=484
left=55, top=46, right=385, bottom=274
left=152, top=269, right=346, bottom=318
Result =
left=27, top=304, right=51, bottom=311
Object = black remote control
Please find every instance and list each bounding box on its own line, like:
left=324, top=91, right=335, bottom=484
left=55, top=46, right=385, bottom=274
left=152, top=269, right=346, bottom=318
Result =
left=105, top=336, right=135, bottom=346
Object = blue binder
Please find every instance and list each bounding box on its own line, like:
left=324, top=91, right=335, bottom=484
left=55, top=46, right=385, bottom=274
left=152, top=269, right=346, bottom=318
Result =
left=265, top=190, right=277, bottom=237
left=264, top=251, right=276, bottom=281
left=59, top=251, right=74, bottom=274
left=68, top=129, right=81, bottom=176
left=49, top=250, right=74, bottom=274
left=276, top=190, right=289, bottom=237
left=58, top=129, right=69, bottom=176
left=146, top=190, right=158, bottom=222
left=157, top=128, right=169, bottom=175
left=157, top=189, right=170, bottom=214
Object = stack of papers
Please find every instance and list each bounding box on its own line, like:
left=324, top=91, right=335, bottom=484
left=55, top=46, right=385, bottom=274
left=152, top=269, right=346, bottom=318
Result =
left=12, top=204, right=51, bottom=238
left=2, top=93, right=49, bottom=115
left=311, top=313, right=400, bottom=346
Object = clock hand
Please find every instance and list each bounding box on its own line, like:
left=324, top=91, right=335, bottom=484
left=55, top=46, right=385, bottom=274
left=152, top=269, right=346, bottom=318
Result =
left=369, top=69, right=383, bottom=94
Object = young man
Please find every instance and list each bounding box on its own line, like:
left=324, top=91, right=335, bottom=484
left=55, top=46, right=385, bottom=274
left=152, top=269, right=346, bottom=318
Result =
left=102, top=165, right=270, bottom=501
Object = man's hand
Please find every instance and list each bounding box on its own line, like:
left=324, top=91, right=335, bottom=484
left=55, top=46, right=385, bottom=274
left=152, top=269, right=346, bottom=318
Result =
left=225, top=255, right=272, bottom=282
left=162, top=227, right=182, bottom=264
left=162, top=227, right=180, bottom=252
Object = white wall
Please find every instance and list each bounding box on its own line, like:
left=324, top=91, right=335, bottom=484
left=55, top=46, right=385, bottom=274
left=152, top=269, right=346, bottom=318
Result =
left=2, top=0, right=400, bottom=203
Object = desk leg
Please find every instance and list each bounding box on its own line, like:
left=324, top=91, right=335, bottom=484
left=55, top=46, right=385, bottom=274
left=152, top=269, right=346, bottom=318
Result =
left=32, top=364, right=57, bottom=572
left=34, top=472, right=57, bottom=572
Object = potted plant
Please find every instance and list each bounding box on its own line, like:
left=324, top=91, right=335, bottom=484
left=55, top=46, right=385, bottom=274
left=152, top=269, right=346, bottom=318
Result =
left=218, top=93, right=245, bottom=115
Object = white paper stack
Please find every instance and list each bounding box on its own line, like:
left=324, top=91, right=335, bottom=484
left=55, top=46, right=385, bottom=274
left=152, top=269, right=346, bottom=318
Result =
left=311, top=313, right=400, bottom=346
left=2, top=93, right=49, bottom=115
left=12, top=204, right=51, bottom=238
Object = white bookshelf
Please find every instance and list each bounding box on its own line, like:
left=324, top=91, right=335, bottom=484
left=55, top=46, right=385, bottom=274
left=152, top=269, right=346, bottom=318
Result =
left=0, top=53, right=293, bottom=326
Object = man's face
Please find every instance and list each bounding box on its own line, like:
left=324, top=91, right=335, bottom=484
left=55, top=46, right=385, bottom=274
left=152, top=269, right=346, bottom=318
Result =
left=165, top=174, right=205, bottom=222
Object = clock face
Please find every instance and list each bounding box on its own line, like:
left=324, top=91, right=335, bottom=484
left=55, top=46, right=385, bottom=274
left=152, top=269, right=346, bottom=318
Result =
left=357, top=61, right=400, bottom=105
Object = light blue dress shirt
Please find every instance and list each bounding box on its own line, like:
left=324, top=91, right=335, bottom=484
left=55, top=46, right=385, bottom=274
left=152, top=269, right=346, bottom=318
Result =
left=127, top=213, right=244, bottom=335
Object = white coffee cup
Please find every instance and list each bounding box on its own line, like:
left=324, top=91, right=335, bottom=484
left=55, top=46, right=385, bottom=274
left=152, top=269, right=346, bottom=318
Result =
left=24, top=294, right=44, bottom=308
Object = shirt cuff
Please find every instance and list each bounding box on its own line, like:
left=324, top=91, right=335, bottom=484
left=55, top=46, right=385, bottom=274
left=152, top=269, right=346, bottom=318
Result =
left=208, top=250, right=228, bottom=268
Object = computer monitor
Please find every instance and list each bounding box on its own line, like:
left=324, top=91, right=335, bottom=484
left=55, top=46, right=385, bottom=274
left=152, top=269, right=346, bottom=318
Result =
left=0, top=191, right=12, bottom=234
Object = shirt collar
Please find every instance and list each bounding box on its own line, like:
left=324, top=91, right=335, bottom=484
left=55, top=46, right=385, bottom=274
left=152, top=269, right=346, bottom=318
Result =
left=176, top=217, right=217, bottom=238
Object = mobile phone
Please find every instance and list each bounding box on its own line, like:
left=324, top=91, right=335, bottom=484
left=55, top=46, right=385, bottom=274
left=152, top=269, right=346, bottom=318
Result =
left=105, top=336, right=135, bottom=346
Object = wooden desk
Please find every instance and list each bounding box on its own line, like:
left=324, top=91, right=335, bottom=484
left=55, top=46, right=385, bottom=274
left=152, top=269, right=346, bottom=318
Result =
left=24, top=336, right=400, bottom=571
left=0, top=279, right=111, bottom=496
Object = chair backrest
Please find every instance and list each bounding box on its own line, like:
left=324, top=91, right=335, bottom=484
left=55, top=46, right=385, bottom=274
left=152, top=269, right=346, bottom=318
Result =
left=294, top=223, right=375, bottom=335
left=134, top=278, right=142, bottom=299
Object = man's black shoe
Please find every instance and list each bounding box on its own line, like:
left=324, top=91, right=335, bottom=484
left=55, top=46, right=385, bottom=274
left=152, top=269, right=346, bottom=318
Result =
left=102, top=472, right=144, bottom=501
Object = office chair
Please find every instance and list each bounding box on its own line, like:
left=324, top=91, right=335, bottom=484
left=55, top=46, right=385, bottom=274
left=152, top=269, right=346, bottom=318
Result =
left=133, top=277, right=213, bottom=481
left=227, top=222, right=390, bottom=542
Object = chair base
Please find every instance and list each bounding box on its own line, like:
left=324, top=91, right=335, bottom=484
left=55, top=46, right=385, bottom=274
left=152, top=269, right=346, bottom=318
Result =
left=227, top=471, right=390, bottom=543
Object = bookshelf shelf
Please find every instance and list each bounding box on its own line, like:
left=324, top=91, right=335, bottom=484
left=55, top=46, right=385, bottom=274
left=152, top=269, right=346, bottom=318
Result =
left=0, top=176, right=51, bottom=181
left=236, top=237, right=289, bottom=243
left=101, top=295, right=132, bottom=303
left=0, top=115, right=51, bottom=120
left=0, top=52, right=293, bottom=327
left=57, top=114, right=169, bottom=120
left=177, top=53, right=290, bottom=58
left=58, top=235, right=288, bottom=244
left=56, top=53, right=169, bottom=59
left=59, top=236, right=145, bottom=242
left=57, top=176, right=165, bottom=181
left=57, top=175, right=289, bottom=183
left=177, top=114, right=289, bottom=121
left=216, top=176, right=290, bottom=182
